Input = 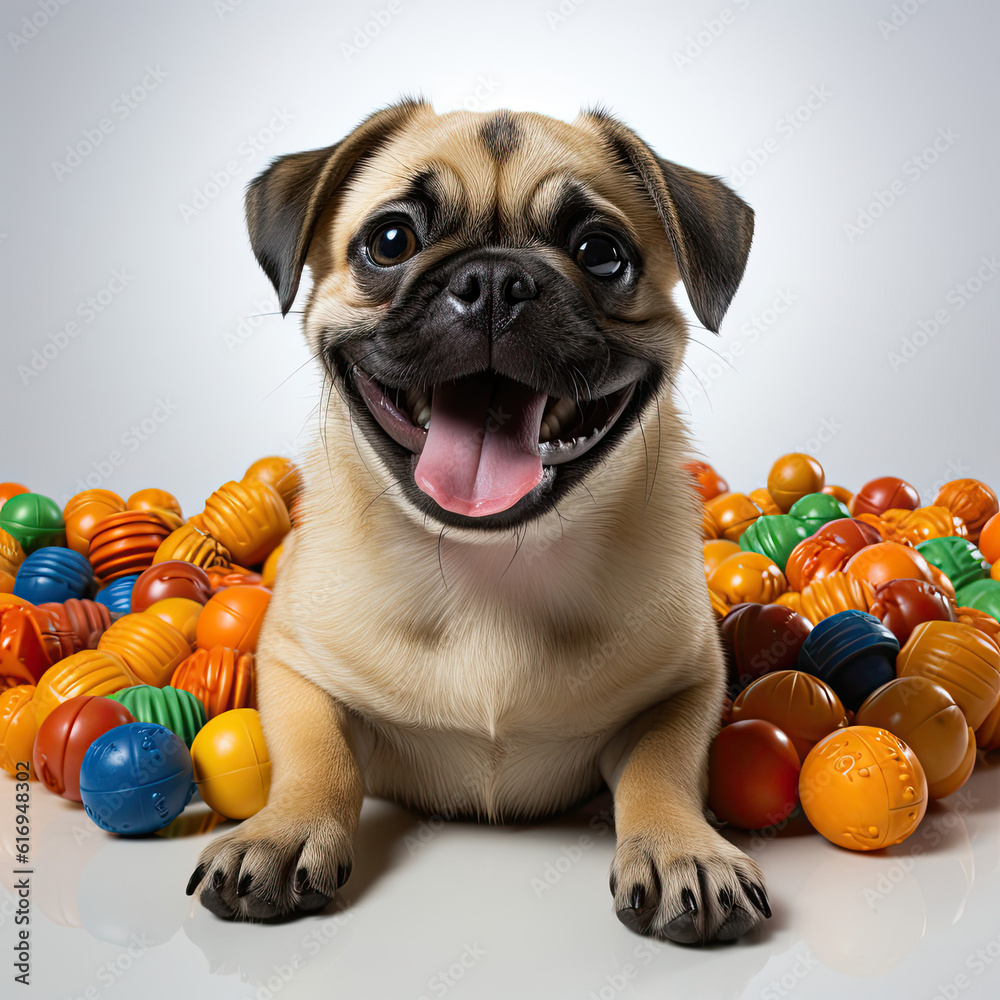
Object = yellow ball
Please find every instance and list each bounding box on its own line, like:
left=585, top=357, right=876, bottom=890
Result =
left=190, top=708, right=270, bottom=820
left=144, top=598, right=203, bottom=645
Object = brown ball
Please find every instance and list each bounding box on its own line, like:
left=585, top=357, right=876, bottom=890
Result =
left=766, top=454, right=825, bottom=512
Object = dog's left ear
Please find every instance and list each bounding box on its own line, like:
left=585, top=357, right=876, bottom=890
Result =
left=245, top=98, right=427, bottom=315
left=585, top=111, right=754, bottom=333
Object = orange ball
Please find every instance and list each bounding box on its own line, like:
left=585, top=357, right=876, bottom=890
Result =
left=97, top=612, right=192, bottom=687
left=0, top=528, right=26, bottom=577
left=200, top=480, right=291, bottom=566
left=196, top=585, right=271, bottom=654
left=956, top=605, right=1000, bottom=652
left=822, top=485, right=853, bottom=507
left=896, top=620, right=1000, bottom=729
left=707, top=586, right=730, bottom=620
left=707, top=551, right=786, bottom=605
left=701, top=505, right=720, bottom=541
left=766, top=454, right=825, bottom=512
left=0, top=571, right=13, bottom=594
left=934, top=479, right=998, bottom=542
left=855, top=677, right=975, bottom=800
left=171, top=645, right=257, bottom=718
left=32, top=650, right=137, bottom=723
left=0, top=685, right=38, bottom=778
left=243, top=457, right=302, bottom=510
left=731, top=670, right=848, bottom=761
left=154, top=523, right=231, bottom=568
left=704, top=493, right=760, bottom=542
left=749, top=488, right=782, bottom=516
left=702, top=539, right=741, bottom=578
left=127, top=489, right=184, bottom=520
left=978, top=511, right=1000, bottom=565
left=785, top=534, right=855, bottom=592
left=0, top=605, right=53, bottom=687
left=0, top=483, right=29, bottom=508
left=974, top=696, right=1000, bottom=751
left=799, top=726, right=927, bottom=850
left=63, top=490, right=127, bottom=556
left=682, top=460, right=728, bottom=503
left=799, top=572, right=875, bottom=625
left=844, top=541, right=935, bottom=591
left=88, top=510, right=174, bottom=582
left=144, top=598, right=203, bottom=644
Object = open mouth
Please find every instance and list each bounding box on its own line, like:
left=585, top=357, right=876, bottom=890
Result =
left=353, top=368, right=637, bottom=518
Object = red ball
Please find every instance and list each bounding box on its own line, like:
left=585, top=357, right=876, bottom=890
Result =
left=868, top=578, right=956, bottom=645
left=130, top=560, right=213, bottom=612
left=718, top=603, right=813, bottom=696
left=850, top=477, right=920, bottom=518
left=32, top=695, right=134, bottom=801
left=708, top=720, right=801, bottom=830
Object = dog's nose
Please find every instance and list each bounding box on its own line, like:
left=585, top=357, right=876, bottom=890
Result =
left=446, top=258, right=538, bottom=325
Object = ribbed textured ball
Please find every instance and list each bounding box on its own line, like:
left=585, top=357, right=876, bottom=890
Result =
left=153, top=524, right=231, bottom=569
left=35, top=598, right=113, bottom=658
left=171, top=646, right=256, bottom=718
left=33, top=650, right=137, bottom=723
left=88, top=510, right=173, bottom=582
left=110, top=684, right=206, bottom=747
left=14, top=547, right=93, bottom=604
left=98, top=612, right=192, bottom=687
left=199, top=479, right=290, bottom=566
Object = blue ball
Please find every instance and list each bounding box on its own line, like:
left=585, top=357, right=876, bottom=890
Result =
left=798, top=609, right=899, bottom=712
left=94, top=574, right=140, bottom=615
left=13, top=546, right=93, bottom=604
left=80, top=723, right=194, bottom=835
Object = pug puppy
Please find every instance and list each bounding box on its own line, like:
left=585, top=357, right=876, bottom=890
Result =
left=186, top=98, right=769, bottom=944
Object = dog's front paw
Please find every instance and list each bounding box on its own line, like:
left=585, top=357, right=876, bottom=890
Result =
left=609, top=829, right=769, bottom=945
left=186, top=808, right=354, bottom=921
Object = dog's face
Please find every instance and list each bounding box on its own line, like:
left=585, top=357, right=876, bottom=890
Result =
left=245, top=100, right=753, bottom=531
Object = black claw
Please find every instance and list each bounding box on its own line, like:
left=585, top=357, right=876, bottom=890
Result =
left=750, top=883, right=771, bottom=919
left=294, top=867, right=310, bottom=893
left=186, top=863, right=206, bottom=896
left=629, top=883, right=646, bottom=910
left=212, top=868, right=225, bottom=890
left=609, top=871, right=618, bottom=897
left=719, top=887, right=734, bottom=911
left=680, top=887, right=698, bottom=916
left=236, top=871, right=253, bottom=897
left=336, top=861, right=353, bottom=888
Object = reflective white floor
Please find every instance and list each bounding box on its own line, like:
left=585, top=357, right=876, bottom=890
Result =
left=2, top=754, right=999, bottom=1000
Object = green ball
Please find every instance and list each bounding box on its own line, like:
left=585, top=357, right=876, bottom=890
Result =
left=109, top=685, right=207, bottom=747
left=739, top=514, right=809, bottom=573
left=788, top=492, right=851, bottom=535
left=917, top=536, right=988, bottom=592
left=0, top=493, right=65, bottom=554
left=954, top=579, right=1000, bottom=622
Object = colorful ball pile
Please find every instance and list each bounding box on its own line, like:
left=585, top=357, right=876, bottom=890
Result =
left=0, top=458, right=296, bottom=832
left=692, top=455, right=1000, bottom=851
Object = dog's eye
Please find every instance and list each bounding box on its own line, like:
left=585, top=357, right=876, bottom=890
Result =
left=575, top=235, right=624, bottom=277
left=369, top=223, right=419, bottom=266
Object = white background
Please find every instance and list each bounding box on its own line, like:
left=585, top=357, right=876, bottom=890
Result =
left=3, top=2, right=1000, bottom=999
left=3, top=0, right=998, bottom=512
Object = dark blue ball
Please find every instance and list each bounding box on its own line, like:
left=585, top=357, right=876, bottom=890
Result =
left=13, top=546, right=93, bottom=604
left=80, top=723, right=194, bottom=835
left=94, top=574, right=140, bottom=615
left=798, top=610, right=899, bottom=712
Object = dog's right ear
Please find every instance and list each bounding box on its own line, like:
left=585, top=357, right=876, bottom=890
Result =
left=245, top=98, right=426, bottom=315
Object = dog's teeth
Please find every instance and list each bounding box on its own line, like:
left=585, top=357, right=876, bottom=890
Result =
left=551, top=397, right=577, bottom=425
left=405, top=387, right=422, bottom=409
left=415, top=404, right=431, bottom=427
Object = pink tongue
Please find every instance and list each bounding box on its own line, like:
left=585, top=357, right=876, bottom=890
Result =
left=415, top=372, right=548, bottom=516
